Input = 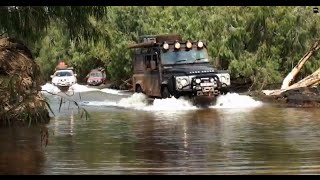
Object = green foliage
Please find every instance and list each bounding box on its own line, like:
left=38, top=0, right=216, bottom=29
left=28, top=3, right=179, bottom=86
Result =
left=107, top=41, right=134, bottom=83
left=0, top=6, right=106, bottom=45
left=3, top=6, right=320, bottom=90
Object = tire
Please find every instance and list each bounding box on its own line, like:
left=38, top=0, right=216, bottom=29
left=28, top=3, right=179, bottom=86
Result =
left=220, top=87, right=230, bottom=95
left=136, top=85, right=143, bottom=93
left=161, top=86, right=171, bottom=99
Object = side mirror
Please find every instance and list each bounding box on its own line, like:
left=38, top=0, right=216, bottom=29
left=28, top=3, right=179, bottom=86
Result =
left=50, top=75, right=54, bottom=78
left=150, top=61, right=157, bottom=70
left=74, top=74, right=77, bottom=77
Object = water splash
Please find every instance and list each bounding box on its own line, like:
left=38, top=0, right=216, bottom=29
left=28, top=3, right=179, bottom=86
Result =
left=144, top=97, right=197, bottom=111
left=81, top=93, right=198, bottom=111
left=80, top=92, right=263, bottom=111
left=44, top=83, right=263, bottom=111
left=41, top=83, right=126, bottom=95
left=118, top=93, right=150, bottom=109
left=211, top=93, right=263, bottom=109
left=69, top=84, right=99, bottom=92
left=79, top=101, right=118, bottom=107
left=100, top=88, right=127, bottom=95
left=118, top=93, right=198, bottom=111
left=41, top=83, right=62, bottom=94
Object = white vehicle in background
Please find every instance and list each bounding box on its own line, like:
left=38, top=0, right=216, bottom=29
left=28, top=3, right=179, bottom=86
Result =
left=51, top=69, right=77, bottom=89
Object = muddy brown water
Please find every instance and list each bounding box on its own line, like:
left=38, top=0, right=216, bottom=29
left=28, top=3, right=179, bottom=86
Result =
left=1, top=85, right=320, bottom=175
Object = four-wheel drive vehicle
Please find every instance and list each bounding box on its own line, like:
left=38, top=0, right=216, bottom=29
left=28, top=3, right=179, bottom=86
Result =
left=51, top=69, right=77, bottom=87
left=86, top=69, right=107, bottom=86
left=129, top=34, right=230, bottom=99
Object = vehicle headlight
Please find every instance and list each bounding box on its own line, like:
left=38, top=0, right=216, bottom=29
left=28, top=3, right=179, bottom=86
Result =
left=180, top=79, right=188, bottom=86
left=176, top=76, right=189, bottom=89
left=220, top=76, right=225, bottom=82
left=197, top=41, right=204, bottom=48
left=186, top=40, right=192, bottom=49
left=217, top=73, right=230, bottom=85
left=195, top=79, right=201, bottom=84
left=174, top=42, right=181, bottom=49
left=163, top=42, right=169, bottom=50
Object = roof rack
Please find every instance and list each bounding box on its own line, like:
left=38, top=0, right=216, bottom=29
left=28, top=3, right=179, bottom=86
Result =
left=128, top=42, right=156, bottom=49
left=139, top=34, right=182, bottom=43
left=129, top=34, right=183, bottom=49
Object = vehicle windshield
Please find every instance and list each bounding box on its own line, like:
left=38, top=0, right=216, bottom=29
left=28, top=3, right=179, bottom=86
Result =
left=55, top=71, right=72, bottom=77
left=90, top=72, right=103, bottom=77
left=161, top=48, right=209, bottom=65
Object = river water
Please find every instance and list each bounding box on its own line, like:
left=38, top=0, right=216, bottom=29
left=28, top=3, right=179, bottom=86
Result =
left=1, top=84, right=320, bottom=175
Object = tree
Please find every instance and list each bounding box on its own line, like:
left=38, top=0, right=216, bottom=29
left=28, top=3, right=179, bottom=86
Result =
left=0, top=6, right=106, bottom=45
left=3, top=6, right=320, bottom=90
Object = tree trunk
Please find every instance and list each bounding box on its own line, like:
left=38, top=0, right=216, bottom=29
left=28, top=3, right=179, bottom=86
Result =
left=281, top=40, right=320, bottom=89
left=286, top=68, right=320, bottom=89
left=264, top=67, right=320, bottom=96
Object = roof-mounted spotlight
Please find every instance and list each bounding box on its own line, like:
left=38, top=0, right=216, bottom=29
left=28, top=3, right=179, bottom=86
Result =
left=197, top=41, right=204, bottom=48
left=186, top=40, right=192, bottom=49
left=163, top=42, right=169, bottom=50
left=174, top=41, right=181, bottom=50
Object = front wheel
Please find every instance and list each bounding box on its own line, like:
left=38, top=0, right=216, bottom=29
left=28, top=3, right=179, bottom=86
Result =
left=220, top=87, right=230, bottom=95
left=174, top=94, right=180, bottom=99
left=161, top=86, right=171, bottom=99
left=136, top=85, right=143, bottom=93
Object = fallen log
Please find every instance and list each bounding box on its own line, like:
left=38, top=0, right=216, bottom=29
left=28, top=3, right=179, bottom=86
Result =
left=263, top=39, right=320, bottom=97
left=281, top=40, right=320, bottom=89
left=119, top=78, right=132, bottom=90
left=264, top=68, right=320, bottom=96
left=121, top=78, right=132, bottom=86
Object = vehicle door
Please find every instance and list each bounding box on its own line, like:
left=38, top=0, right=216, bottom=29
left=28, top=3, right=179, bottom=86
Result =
left=144, top=54, right=161, bottom=97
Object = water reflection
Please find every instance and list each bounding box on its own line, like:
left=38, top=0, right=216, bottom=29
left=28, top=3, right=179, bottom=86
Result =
left=2, top=105, right=320, bottom=174
left=0, top=127, right=45, bottom=175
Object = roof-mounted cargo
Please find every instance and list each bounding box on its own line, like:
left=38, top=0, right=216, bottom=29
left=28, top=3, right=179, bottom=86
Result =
left=139, top=34, right=182, bottom=43
left=129, top=34, right=183, bottom=49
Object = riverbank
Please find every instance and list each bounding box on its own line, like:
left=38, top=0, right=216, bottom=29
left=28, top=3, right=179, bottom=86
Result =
left=245, top=87, right=320, bottom=108
left=0, top=37, right=50, bottom=127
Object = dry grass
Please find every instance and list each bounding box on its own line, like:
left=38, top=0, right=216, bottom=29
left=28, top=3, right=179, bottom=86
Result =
left=0, top=37, right=50, bottom=127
